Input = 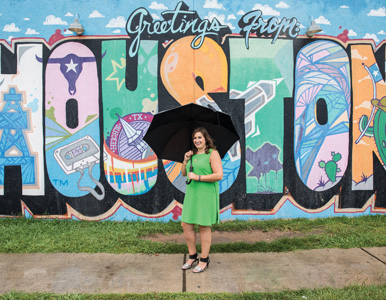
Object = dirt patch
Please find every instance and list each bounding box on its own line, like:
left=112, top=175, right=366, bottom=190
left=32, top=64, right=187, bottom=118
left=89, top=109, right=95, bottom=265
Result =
left=142, top=230, right=310, bottom=244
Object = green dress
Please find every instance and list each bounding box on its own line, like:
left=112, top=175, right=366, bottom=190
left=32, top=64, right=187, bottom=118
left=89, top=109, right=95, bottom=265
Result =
left=181, top=149, right=220, bottom=226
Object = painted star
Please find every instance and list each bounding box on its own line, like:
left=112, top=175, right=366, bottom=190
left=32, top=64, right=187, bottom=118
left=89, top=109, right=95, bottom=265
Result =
left=372, top=70, right=379, bottom=77
left=65, top=59, right=78, bottom=73
left=106, top=57, right=126, bottom=91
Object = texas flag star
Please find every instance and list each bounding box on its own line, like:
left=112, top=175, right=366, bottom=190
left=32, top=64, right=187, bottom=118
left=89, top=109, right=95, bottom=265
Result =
left=65, top=59, right=78, bottom=73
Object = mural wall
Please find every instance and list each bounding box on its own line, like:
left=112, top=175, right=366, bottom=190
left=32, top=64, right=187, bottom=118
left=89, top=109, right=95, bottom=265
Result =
left=0, top=0, right=386, bottom=221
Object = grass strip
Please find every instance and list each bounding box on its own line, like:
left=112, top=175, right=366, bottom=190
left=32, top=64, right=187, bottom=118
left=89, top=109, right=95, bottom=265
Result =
left=1, top=284, right=386, bottom=299
left=0, top=215, right=385, bottom=253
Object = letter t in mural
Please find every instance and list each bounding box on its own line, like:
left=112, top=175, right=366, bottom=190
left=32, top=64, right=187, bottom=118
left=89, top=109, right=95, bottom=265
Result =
left=229, top=39, right=293, bottom=194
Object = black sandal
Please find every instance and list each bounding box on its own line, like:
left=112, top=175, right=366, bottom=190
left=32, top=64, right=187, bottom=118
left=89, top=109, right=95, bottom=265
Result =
left=181, top=253, right=199, bottom=270
left=193, top=256, right=210, bottom=273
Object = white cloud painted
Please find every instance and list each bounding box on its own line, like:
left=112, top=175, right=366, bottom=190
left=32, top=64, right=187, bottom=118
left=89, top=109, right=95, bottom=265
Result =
left=252, top=4, right=280, bottom=16
left=89, top=10, right=105, bottom=18
left=65, top=12, right=73, bottom=17
left=113, top=29, right=121, bottom=33
left=315, top=16, right=331, bottom=25
left=7, top=36, right=14, bottom=42
left=378, top=30, right=386, bottom=34
left=3, top=23, right=21, bottom=32
left=151, top=13, right=161, bottom=20
left=25, top=28, right=39, bottom=35
left=351, top=49, right=368, bottom=60
left=106, top=16, right=126, bottom=28
left=363, top=33, right=379, bottom=42
left=340, top=5, right=349, bottom=9
left=227, top=14, right=236, bottom=20
left=149, top=2, right=168, bottom=10
left=204, top=0, right=225, bottom=10
left=356, top=101, right=372, bottom=110
left=205, top=12, right=235, bottom=30
left=237, top=10, right=245, bottom=15
left=367, top=7, right=386, bottom=17
left=43, top=15, right=67, bottom=25
left=24, top=18, right=30, bottom=21
left=348, top=29, right=357, bottom=36
left=276, top=1, right=289, bottom=9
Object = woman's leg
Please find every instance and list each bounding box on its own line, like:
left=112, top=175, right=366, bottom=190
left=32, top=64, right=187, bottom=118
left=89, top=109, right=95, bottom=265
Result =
left=181, top=222, right=197, bottom=264
left=197, top=225, right=212, bottom=269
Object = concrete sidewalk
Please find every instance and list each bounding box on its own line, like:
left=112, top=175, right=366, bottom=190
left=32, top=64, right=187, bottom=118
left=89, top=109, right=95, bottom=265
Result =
left=0, top=248, right=385, bottom=294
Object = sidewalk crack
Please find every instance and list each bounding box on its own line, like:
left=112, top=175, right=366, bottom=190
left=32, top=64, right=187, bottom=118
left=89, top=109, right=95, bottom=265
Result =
left=182, top=253, right=187, bottom=292
left=360, top=248, right=386, bottom=265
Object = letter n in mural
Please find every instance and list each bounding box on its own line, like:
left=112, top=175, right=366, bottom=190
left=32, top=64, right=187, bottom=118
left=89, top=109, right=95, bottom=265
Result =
left=351, top=44, right=386, bottom=190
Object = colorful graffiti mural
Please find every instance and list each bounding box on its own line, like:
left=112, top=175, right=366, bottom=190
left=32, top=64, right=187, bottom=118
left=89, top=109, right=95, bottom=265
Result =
left=0, top=0, right=386, bottom=220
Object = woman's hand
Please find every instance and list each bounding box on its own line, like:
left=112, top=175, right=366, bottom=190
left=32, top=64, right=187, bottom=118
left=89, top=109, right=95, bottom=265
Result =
left=181, top=150, right=193, bottom=177
left=184, top=150, right=193, bottom=164
left=188, top=172, right=199, bottom=181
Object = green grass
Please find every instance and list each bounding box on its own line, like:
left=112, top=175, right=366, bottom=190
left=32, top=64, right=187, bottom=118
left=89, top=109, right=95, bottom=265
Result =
left=1, top=284, right=386, bottom=299
left=0, top=215, right=385, bottom=253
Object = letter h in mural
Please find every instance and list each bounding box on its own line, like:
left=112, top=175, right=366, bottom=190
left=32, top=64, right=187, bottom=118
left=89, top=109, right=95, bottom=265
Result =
left=0, top=87, right=35, bottom=186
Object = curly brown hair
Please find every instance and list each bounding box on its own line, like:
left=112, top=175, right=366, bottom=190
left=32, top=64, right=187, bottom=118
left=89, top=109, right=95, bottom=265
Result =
left=191, top=127, right=216, bottom=155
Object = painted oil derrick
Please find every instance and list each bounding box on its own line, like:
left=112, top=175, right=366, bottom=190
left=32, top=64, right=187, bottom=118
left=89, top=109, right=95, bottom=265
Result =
left=0, top=88, right=35, bottom=185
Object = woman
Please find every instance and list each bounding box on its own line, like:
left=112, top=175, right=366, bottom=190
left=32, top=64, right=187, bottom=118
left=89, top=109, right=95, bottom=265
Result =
left=180, top=127, right=223, bottom=273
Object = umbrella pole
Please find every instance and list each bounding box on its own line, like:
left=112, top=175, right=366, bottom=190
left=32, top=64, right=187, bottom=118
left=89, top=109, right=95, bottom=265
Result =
left=186, top=120, right=194, bottom=185
left=186, top=157, right=193, bottom=185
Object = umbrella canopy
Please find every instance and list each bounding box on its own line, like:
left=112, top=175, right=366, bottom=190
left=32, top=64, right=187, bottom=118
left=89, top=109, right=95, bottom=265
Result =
left=143, top=103, right=240, bottom=163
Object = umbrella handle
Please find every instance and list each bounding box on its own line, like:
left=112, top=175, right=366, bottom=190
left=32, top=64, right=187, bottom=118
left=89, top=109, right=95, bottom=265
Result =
left=186, top=165, right=193, bottom=185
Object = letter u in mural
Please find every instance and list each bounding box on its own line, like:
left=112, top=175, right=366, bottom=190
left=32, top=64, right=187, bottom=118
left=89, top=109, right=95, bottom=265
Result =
left=44, top=42, right=103, bottom=199
left=102, top=40, right=159, bottom=195
left=294, top=40, right=351, bottom=190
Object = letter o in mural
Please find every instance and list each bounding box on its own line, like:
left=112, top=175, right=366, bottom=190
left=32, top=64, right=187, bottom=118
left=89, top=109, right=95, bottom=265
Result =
left=45, top=42, right=102, bottom=198
left=294, top=41, right=351, bottom=191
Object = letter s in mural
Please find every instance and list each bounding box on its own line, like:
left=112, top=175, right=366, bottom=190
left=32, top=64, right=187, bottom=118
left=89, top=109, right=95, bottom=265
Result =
left=160, top=35, right=241, bottom=195
left=43, top=42, right=103, bottom=199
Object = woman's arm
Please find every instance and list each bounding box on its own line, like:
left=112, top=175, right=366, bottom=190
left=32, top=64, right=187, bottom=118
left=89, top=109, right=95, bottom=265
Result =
left=181, top=150, right=193, bottom=177
left=187, top=150, right=223, bottom=182
left=181, top=161, right=188, bottom=177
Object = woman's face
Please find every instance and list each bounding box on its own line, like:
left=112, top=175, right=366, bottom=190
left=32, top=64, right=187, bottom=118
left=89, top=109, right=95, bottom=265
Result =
left=193, top=131, right=206, bottom=151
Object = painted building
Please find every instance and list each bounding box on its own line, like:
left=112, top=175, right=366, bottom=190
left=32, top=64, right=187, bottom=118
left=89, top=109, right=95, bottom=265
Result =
left=0, top=0, right=386, bottom=221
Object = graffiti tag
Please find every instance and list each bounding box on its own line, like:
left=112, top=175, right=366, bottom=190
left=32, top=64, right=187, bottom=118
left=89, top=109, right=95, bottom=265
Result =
left=126, top=1, right=229, bottom=57
left=239, top=10, right=300, bottom=47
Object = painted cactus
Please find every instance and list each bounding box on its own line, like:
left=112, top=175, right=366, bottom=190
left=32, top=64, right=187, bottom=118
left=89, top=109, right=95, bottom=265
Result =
left=319, top=152, right=342, bottom=182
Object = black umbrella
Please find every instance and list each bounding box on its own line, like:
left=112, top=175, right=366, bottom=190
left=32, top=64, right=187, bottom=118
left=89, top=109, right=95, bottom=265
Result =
left=143, top=103, right=240, bottom=164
